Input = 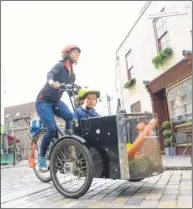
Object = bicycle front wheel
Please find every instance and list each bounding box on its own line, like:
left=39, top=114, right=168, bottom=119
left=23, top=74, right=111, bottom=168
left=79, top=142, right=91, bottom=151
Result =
left=50, top=138, right=94, bottom=198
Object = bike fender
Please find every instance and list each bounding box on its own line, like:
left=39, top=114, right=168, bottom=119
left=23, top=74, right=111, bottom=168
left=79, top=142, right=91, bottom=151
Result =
left=48, top=135, right=86, bottom=159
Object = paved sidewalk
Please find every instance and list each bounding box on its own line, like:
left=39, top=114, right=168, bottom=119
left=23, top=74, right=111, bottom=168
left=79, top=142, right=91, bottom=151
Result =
left=1, top=166, right=192, bottom=208
left=2, top=155, right=192, bottom=170
left=162, top=155, right=192, bottom=170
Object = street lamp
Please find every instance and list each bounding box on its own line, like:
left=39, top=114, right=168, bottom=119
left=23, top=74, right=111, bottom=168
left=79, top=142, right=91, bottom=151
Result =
left=148, top=4, right=192, bottom=35
left=98, top=94, right=112, bottom=115
left=148, top=11, right=187, bottom=19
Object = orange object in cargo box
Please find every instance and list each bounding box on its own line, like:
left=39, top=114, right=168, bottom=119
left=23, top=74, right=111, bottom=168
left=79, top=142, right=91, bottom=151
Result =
left=128, top=118, right=158, bottom=160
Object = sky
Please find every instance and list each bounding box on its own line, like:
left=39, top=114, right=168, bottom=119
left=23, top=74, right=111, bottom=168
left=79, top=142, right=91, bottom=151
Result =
left=1, top=1, right=146, bottom=109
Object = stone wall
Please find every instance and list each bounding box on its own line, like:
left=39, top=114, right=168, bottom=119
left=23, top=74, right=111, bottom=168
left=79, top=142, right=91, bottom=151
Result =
left=11, top=118, right=65, bottom=160
left=12, top=126, right=31, bottom=160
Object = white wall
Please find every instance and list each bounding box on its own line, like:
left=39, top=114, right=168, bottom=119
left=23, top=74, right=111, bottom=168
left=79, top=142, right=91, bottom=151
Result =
left=116, top=1, right=192, bottom=113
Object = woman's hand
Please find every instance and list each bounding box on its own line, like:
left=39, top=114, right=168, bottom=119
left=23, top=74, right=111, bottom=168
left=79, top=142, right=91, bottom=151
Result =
left=52, top=81, right=60, bottom=89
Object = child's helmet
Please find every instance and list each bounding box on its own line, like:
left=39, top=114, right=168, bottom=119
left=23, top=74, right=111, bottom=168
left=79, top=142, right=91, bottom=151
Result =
left=75, top=88, right=100, bottom=107
left=78, top=88, right=100, bottom=100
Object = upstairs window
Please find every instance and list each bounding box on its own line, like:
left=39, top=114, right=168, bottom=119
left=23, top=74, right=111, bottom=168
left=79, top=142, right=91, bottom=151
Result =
left=125, top=49, right=133, bottom=80
left=131, top=101, right=141, bottom=113
left=153, top=8, right=170, bottom=52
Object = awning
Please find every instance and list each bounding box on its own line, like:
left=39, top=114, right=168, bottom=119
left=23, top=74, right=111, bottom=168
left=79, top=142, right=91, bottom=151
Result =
left=146, top=58, right=191, bottom=94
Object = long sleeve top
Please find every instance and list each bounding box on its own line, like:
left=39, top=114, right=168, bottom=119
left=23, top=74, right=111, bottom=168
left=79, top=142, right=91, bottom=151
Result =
left=37, top=61, right=75, bottom=102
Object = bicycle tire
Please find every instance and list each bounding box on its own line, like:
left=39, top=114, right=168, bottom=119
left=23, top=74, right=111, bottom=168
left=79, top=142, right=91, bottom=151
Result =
left=32, top=130, right=52, bottom=183
left=50, top=138, right=94, bottom=198
left=88, top=146, right=103, bottom=178
left=128, top=178, right=144, bottom=182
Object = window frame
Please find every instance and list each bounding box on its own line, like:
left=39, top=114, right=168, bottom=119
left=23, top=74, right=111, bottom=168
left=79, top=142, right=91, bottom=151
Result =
left=130, top=101, right=141, bottom=113
left=153, top=8, right=169, bottom=53
left=166, top=78, right=192, bottom=124
left=125, top=49, right=133, bottom=80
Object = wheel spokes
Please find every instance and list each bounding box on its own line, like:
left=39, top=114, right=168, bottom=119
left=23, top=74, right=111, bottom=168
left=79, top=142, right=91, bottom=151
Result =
left=53, top=143, right=89, bottom=193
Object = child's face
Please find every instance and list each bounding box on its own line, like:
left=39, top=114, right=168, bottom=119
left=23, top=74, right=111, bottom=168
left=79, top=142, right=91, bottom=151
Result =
left=85, top=94, right=97, bottom=108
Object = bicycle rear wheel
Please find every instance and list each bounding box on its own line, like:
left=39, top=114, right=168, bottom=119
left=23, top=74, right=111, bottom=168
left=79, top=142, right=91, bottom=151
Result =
left=32, top=130, right=52, bottom=183
left=50, top=138, right=94, bottom=198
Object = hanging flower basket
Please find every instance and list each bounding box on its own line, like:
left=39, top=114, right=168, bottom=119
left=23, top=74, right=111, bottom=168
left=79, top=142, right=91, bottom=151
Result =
left=152, top=47, right=173, bottom=69
left=123, top=78, right=136, bottom=89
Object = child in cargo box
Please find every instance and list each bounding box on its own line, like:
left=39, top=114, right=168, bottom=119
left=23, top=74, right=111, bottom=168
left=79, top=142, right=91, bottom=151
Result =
left=74, top=88, right=101, bottom=119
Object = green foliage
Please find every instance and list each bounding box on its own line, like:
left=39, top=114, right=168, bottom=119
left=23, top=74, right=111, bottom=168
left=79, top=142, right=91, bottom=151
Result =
left=123, top=78, right=136, bottom=89
left=152, top=47, right=173, bottom=69
left=162, top=120, right=175, bottom=147
left=163, top=129, right=173, bottom=138
left=162, top=120, right=171, bottom=129
left=164, top=138, right=171, bottom=147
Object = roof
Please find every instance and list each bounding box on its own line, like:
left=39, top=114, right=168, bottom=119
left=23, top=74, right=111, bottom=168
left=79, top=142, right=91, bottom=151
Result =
left=4, top=101, right=36, bottom=124
left=146, top=58, right=191, bottom=94
left=4, top=101, right=64, bottom=127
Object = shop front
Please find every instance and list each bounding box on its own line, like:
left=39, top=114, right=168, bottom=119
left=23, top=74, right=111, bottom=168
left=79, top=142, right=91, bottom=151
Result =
left=146, top=58, right=192, bottom=155
left=166, top=76, right=192, bottom=154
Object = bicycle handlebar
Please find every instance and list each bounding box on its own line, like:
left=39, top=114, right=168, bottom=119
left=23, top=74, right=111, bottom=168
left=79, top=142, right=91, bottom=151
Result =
left=59, top=83, right=81, bottom=94
left=59, top=83, right=81, bottom=118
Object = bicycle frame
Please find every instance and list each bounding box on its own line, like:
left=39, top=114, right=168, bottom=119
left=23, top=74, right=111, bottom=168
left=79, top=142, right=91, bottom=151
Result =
left=59, top=85, right=79, bottom=113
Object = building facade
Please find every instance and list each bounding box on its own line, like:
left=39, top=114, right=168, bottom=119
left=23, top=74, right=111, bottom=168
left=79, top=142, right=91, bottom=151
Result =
left=115, top=1, right=192, bottom=153
left=4, top=102, right=65, bottom=159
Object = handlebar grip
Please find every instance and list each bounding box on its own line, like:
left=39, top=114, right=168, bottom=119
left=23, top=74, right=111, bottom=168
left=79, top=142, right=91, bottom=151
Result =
left=59, top=83, right=81, bottom=92
left=60, top=83, right=66, bottom=88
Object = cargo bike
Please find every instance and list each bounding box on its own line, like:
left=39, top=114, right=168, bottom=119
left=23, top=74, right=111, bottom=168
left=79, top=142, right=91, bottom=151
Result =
left=28, top=83, right=164, bottom=198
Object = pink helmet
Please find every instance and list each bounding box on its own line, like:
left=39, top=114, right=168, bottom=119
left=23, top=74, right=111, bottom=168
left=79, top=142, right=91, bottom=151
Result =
left=61, top=44, right=81, bottom=59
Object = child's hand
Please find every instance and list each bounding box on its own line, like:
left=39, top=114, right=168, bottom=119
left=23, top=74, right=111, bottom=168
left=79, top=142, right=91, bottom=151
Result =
left=82, top=99, right=88, bottom=109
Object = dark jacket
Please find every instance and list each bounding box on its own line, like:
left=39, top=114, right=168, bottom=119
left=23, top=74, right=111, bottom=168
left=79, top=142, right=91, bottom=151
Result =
left=37, top=61, right=75, bottom=102
left=75, top=106, right=100, bottom=120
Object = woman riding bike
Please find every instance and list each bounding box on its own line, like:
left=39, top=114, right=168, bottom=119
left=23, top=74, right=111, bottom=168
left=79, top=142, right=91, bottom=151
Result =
left=36, top=44, right=81, bottom=172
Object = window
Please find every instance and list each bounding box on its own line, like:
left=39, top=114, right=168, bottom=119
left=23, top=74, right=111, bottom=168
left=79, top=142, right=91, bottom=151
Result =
left=131, top=101, right=141, bottom=113
left=125, top=49, right=133, bottom=80
left=153, top=8, right=170, bottom=52
left=167, top=78, right=192, bottom=124
left=15, top=112, right=20, bottom=117
left=5, top=114, right=10, bottom=118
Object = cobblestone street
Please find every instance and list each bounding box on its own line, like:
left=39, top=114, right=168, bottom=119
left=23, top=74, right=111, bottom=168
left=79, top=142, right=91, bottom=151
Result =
left=1, top=164, right=192, bottom=208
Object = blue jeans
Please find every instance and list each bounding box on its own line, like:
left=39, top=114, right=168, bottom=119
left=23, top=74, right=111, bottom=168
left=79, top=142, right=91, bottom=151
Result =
left=35, top=99, right=73, bottom=157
